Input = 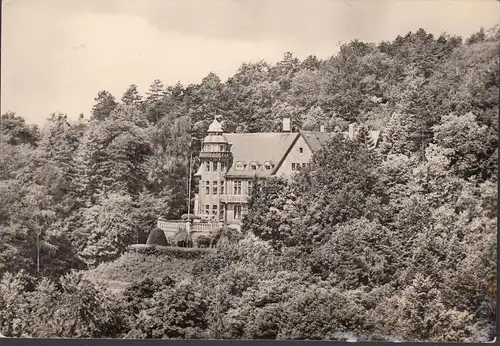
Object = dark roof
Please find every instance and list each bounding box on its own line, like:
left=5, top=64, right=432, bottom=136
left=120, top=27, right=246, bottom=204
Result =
left=301, top=131, right=334, bottom=152
left=224, top=132, right=299, bottom=178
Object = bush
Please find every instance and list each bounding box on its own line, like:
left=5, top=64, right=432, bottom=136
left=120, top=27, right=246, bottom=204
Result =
left=196, top=235, right=211, bottom=248
left=134, top=246, right=211, bottom=260
left=182, top=214, right=201, bottom=221
left=146, top=228, right=168, bottom=246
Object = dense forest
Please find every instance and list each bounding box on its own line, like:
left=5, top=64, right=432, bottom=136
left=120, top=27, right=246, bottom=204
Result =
left=0, top=26, right=498, bottom=341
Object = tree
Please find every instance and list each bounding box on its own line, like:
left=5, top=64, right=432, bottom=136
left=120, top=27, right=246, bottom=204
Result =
left=132, top=281, right=209, bottom=339
left=91, top=90, right=117, bottom=121
left=121, top=84, right=143, bottom=107
left=1, top=112, right=39, bottom=146
left=145, top=79, right=167, bottom=123
left=308, top=218, right=399, bottom=288
left=242, top=177, right=296, bottom=249
left=291, top=134, right=384, bottom=246
left=433, top=112, right=492, bottom=181
left=75, top=110, right=152, bottom=204
left=392, top=274, right=474, bottom=341
left=356, top=124, right=374, bottom=147
left=78, top=193, right=136, bottom=268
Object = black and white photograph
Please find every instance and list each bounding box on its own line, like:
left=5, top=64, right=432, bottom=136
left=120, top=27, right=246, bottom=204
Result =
left=0, top=0, right=498, bottom=342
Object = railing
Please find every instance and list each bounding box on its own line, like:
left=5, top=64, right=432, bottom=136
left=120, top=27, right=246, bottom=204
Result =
left=199, top=152, right=232, bottom=160
left=220, top=194, right=250, bottom=203
left=157, top=218, right=223, bottom=232
left=192, top=222, right=223, bottom=231
left=157, top=220, right=186, bottom=231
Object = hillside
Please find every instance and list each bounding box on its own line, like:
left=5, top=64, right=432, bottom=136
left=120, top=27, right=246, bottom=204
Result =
left=0, top=26, right=497, bottom=341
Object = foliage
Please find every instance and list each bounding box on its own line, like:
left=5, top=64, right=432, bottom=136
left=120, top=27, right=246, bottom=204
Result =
left=0, top=25, right=497, bottom=341
left=146, top=228, right=168, bottom=246
left=86, top=251, right=196, bottom=284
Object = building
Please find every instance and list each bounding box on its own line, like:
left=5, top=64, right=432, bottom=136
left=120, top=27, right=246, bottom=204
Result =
left=157, top=117, right=380, bottom=241
left=191, top=117, right=380, bottom=229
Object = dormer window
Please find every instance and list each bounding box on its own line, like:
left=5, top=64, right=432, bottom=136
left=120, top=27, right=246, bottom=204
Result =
left=250, top=162, right=258, bottom=170
left=235, top=162, right=244, bottom=171
left=264, top=161, right=272, bottom=170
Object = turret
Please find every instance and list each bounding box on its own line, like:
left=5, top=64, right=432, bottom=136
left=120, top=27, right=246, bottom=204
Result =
left=196, top=117, right=232, bottom=221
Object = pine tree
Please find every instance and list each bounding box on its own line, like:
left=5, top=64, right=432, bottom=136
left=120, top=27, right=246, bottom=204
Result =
left=356, top=124, right=374, bottom=148
left=91, top=91, right=117, bottom=121
left=121, top=84, right=142, bottom=107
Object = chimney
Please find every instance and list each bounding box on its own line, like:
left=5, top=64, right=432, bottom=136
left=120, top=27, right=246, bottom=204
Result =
left=348, top=123, right=356, bottom=139
left=282, top=118, right=291, bottom=132
left=320, top=125, right=325, bottom=133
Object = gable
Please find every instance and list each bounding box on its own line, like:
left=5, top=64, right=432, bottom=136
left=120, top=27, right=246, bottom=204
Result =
left=273, top=135, right=313, bottom=177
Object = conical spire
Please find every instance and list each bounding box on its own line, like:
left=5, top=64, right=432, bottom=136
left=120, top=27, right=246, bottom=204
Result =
left=208, top=115, right=223, bottom=133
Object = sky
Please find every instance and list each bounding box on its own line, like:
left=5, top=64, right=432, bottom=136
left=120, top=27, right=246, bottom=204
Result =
left=1, top=0, right=499, bottom=125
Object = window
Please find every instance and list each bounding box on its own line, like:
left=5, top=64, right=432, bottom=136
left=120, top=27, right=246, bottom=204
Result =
left=205, top=205, right=210, bottom=214
left=264, top=162, right=271, bottom=170
left=247, top=181, right=253, bottom=195
left=250, top=162, right=257, bottom=170
left=221, top=162, right=226, bottom=172
left=234, top=181, right=242, bottom=195
left=292, top=163, right=296, bottom=171
left=205, top=181, right=210, bottom=195
left=205, top=161, right=210, bottom=171
left=235, top=162, right=244, bottom=171
left=234, top=205, right=242, bottom=219
left=299, top=147, right=303, bottom=154
left=219, top=144, right=225, bottom=151
left=213, top=181, right=218, bottom=195
left=220, top=181, right=225, bottom=195
left=212, top=205, right=218, bottom=215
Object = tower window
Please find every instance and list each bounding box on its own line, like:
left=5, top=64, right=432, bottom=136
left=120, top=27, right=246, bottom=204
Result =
left=219, top=144, right=225, bottom=151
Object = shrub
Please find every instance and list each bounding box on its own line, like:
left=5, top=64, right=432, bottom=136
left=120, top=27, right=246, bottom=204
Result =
left=196, top=235, right=211, bottom=248
left=146, top=228, right=168, bottom=246
left=181, top=214, right=201, bottom=221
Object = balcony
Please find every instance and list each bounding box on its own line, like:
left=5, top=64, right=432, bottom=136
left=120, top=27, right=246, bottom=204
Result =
left=199, top=151, right=232, bottom=160
left=220, top=194, right=250, bottom=204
